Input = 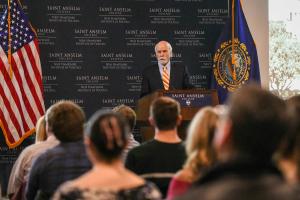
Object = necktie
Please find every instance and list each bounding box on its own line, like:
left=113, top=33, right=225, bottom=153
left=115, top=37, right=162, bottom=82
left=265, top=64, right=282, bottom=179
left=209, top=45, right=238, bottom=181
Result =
left=162, top=66, right=170, bottom=90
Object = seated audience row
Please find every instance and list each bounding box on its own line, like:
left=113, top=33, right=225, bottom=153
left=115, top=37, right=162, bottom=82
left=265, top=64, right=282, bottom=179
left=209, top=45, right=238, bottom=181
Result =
left=6, top=84, right=300, bottom=200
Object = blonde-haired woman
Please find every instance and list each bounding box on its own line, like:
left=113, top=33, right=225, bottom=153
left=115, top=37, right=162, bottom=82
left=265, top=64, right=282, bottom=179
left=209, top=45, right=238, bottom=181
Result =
left=166, top=107, right=219, bottom=200
left=35, top=115, right=47, bottom=143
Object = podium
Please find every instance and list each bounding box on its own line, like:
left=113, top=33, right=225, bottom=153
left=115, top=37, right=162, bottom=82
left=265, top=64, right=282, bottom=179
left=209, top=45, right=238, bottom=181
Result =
left=135, top=89, right=219, bottom=141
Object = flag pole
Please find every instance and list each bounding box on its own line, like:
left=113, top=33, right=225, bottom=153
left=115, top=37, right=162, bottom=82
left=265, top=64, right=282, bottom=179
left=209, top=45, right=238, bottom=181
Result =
left=7, top=0, right=13, bottom=78
left=231, top=0, right=236, bottom=81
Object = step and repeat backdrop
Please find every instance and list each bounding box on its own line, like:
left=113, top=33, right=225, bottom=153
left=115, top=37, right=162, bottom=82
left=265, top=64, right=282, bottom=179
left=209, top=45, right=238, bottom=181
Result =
left=24, top=0, right=229, bottom=117
left=0, top=0, right=229, bottom=194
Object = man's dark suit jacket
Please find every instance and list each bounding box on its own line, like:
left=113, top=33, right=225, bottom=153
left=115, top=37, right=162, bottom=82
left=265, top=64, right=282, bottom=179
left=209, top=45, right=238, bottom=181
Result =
left=140, top=62, right=194, bottom=97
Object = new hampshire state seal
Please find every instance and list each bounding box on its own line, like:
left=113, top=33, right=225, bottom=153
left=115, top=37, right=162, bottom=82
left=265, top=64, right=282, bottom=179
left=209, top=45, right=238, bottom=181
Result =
left=213, top=38, right=251, bottom=92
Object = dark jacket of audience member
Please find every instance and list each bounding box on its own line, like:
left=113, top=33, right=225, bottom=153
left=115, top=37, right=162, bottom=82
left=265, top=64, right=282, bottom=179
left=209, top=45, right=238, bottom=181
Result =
left=177, top=85, right=299, bottom=200
left=126, top=96, right=186, bottom=198
left=25, top=101, right=92, bottom=200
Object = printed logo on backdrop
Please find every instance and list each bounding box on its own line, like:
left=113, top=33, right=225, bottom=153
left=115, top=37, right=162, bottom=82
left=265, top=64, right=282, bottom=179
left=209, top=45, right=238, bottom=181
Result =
left=36, top=27, right=56, bottom=46
left=149, top=7, right=181, bottom=24
left=173, top=30, right=206, bottom=47
left=102, top=98, right=135, bottom=108
left=199, top=52, right=213, bottom=69
left=48, top=52, right=83, bottom=70
left=190, top=74, right=207, bottom=88
left=74, top=29, right=108, bottom=46
left=76, top=75, right=110, bottom=93
left=43, top=75, right=58, bottom=93
left=197, top=8, right=229, bottom=25
left=213, top=38, right=251, bottom=92
left=99, top=7, right=133, bottom=24
left=47, top=5, right=81, bottom=23
left=126, top=75, right=142, bottom=92
left=50, top=99, right=84, bottom=106
left=125, top=29, right=157, bottom=47
left=100, top=52, right=134, bottom=70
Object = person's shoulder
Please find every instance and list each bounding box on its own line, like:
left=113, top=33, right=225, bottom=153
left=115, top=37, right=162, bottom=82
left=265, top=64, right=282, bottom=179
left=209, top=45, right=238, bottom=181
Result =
left=16, top=143, right=37, bottom=158
left=33, top=143, right=61, bottom=162
left=128, top=140, right=156, bottom=154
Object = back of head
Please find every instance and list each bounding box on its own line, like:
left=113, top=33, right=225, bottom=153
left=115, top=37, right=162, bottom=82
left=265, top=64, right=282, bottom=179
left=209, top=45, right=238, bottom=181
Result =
left=227, top=84, right=287, bottom=160
left=150, top=96, right=180, bottom=130
left=278, top=95, right=300, bottom=182
left=35, top=115, right=47, bottom=143
left=85, top=110, right=129, bottom=163
left=185, top=106, right=219, bottom=176
left=278, top=95, right=300, bottom=159
left=46, top=100, right=85, bottom=142
left=112, top=104, right=136, bottom=132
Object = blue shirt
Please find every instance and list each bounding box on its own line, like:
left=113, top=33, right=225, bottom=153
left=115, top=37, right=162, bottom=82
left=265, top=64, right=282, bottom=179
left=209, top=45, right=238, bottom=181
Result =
left=26, top=140, right=92, bottom=200
left=158, top=61, right=171, bottom=78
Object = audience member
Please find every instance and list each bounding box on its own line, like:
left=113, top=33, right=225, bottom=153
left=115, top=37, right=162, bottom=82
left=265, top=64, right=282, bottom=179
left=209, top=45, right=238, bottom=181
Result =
left=26, top=101, right=91, bottom=200
left=178, top=84, right=299, bottom=200
left=53, top=110, right=161, bottom=200
left=112, top=104, right=140, bottom=161
left=277, top=95, right=300, bottom=184
left=7, top=115, right=59, bottom=199
left=125, top=96, right=186, bottom=198
left=166, top=107, right=218, bottom=200
left=35, top=115, right=47, bottom=143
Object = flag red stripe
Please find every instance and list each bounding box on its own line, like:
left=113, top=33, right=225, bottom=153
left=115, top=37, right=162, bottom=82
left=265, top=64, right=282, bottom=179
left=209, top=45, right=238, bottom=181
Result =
left=11, top=58, right=37, bottom=124
left=24, top=42, right=44, bottom=95
left=0, top=109, right=15, bottom=144
left=0, top=84, right=22, bottom=138
left=16, top=50, right=44, bottom=116
left=0, top=60, right=29, bottom=132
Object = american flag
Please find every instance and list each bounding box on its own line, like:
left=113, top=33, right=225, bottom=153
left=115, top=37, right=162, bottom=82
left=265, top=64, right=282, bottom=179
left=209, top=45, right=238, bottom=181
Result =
left=0, top=0, right=45, bottom=148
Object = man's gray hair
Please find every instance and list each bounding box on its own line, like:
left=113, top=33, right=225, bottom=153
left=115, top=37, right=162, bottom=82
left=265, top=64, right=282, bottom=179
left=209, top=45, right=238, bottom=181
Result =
left=154, top=41, right=172, bottom=53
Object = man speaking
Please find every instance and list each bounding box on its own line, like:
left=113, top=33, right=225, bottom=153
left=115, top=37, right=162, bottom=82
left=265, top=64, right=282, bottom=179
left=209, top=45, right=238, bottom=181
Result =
left=140, top=41, right=194, bottom=97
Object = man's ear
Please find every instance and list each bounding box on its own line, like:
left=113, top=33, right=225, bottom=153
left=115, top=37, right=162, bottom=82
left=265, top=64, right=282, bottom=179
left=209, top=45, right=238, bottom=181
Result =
left=148, top=116, right=155, bottom=127
left=214, top=118, right=233, bottom=151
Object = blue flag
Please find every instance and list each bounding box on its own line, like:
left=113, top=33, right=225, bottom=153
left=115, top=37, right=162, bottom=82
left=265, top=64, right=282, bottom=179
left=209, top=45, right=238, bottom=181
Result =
left=211, top=0, right=260, bottom=104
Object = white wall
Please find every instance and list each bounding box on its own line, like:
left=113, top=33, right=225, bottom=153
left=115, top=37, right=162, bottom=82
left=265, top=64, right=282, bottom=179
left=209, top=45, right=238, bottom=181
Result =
left=242, top=0, right=269, bottom=88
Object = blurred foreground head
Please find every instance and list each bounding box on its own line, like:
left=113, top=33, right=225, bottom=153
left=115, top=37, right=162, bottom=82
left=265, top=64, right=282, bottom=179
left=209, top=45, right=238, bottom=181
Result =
left=215, top=84, right=288, bottom=161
